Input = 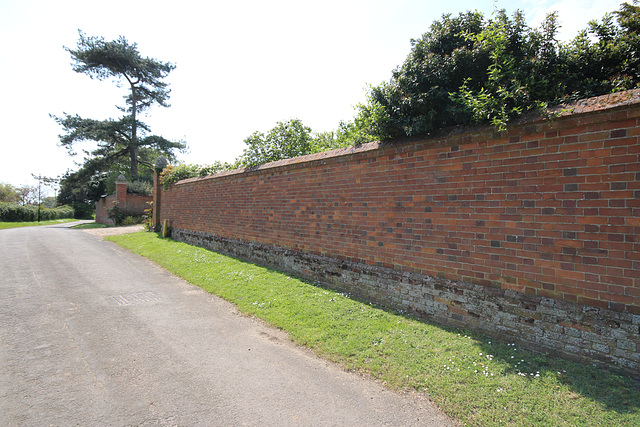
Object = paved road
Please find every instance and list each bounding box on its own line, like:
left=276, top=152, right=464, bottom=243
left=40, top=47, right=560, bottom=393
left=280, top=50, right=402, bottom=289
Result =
left=0, top=222, right=455, bottom=426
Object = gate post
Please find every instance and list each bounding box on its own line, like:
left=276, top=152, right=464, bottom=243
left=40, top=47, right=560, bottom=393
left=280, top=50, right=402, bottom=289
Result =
left=153, top=156, right=168, bottom=232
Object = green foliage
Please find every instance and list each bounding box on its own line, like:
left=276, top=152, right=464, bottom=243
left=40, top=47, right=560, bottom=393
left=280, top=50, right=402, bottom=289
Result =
left=563, top=2, right=640, bottom=97
left=450, top=10, right=558, bottom=130
left=57, top=169, right=104, bottom=214
left=106, top=202, right=142, bottom=226
left=313, top=106, right=385, bottom=150
left=234, top=117, right=366, bottom=170
left=236, top=119, right=314, bottom=167
left=0, top=183, right=19, bottom=203
left=122, top=215, right=142, bottom=225
left=14, top=185, right=37, bottom=206
left=51, top=113, right=186, bottom=180
left=159, top=116, right=368, bottom=185
left=70, top=201, right=94, bottom=219
left=159, top=161, right=232, bottom=188
left=142, top=201, right=153, bottom=231
left=66, top=31, right=175, bottom=113
left=42, top=197, right=57, bottom=209
left=0, top=203, right=74, bottom=222
left=365, top=10, right=489, bottom=138
left=364, top=3, right=640, bottom=138
left=127, top=179, right=153, bottom=195
left=46, top=205, right=75, bottom=220
left=71, top=222, right=110, bottom=229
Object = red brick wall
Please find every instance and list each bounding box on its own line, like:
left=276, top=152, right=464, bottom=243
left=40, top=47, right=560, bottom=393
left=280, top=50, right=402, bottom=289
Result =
left=160, top=90, right=640, bottom=315
left=96, top=191, right=152, bottom=225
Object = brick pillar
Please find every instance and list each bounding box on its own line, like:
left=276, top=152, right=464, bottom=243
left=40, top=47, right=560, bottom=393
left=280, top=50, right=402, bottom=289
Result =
left=115, top=174, right=127, bottom=209
left=153, top=170, right=162, bottom=231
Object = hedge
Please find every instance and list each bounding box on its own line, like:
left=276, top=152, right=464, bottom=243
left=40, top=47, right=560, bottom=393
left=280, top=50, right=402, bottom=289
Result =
left=0, top=203, right=75, bottom=222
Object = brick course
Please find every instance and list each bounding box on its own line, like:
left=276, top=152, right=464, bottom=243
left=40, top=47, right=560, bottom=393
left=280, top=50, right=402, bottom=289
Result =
left=158, top=90, right=640, bottom=374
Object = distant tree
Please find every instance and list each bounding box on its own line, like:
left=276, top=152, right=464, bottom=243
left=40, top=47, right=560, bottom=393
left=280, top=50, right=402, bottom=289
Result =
left=42, top=197, right=58, bottom=209
left=57, top=169, right=108, bottom=219
left=30, top=174, right=59, bottom=220
left=563, top=2, right=640, bottom=97
left=236, top=119, right=315, bottom=167
left=0, top=183, right=19, bottom=203
left=53, top=31, right=185, bottom=180
left=159, top=109, right=383, bottom=183
left=16, top=186, right=37, bottom=206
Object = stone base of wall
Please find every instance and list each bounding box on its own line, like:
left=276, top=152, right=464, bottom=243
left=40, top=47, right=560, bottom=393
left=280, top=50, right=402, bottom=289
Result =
left=172, top=228, right=640, bottom=375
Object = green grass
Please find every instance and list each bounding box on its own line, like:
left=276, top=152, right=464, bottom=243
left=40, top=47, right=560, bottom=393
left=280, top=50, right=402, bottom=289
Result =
left=71, top=222, right=111, bottom=229
left=107, top=231, right=640, bottom=426
left=0, top=218, right=80, bottom=230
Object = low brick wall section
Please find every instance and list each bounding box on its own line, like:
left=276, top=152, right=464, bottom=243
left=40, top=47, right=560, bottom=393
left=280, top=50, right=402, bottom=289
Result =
left=96, top=182, right=152, bottom=226
left=159, top=90, right=640, bottom=374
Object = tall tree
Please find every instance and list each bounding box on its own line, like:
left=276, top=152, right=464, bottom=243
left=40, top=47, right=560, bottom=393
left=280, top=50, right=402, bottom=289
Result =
left=54, top=31, right=185, bottom=179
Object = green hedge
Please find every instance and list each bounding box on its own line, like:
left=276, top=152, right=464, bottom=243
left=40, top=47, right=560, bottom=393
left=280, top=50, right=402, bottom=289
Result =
left=0, top=203, right=75, bottom=222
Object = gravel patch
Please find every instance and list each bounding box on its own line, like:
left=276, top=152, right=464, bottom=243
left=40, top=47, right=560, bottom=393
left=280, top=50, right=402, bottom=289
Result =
left=82, top=224, right=145, bottom=238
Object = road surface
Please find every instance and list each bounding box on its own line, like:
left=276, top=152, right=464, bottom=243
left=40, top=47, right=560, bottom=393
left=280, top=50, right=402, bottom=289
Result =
left=0, top=222, right=455, bottom=426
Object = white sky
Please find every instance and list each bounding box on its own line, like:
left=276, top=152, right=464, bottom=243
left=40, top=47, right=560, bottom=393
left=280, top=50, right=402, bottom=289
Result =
left=0, top=0, right=624, bottom=190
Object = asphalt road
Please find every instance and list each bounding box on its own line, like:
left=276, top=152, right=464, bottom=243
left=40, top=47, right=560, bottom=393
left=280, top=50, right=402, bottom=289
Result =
left=0, top=222, right=455, bottom=426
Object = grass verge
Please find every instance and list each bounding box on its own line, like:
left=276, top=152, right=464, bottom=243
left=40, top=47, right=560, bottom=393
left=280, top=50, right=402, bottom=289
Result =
left=71, top=222, right=111, bottom=229
left=0, top=218, right=80, bottom=230
left=107, top=232, right=640, bottom=426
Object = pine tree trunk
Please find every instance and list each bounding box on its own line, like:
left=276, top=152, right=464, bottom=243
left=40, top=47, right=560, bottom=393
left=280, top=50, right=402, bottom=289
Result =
left=130, top=145, right=138, bottom=179
left=130, top=83, right=138, bottom=179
